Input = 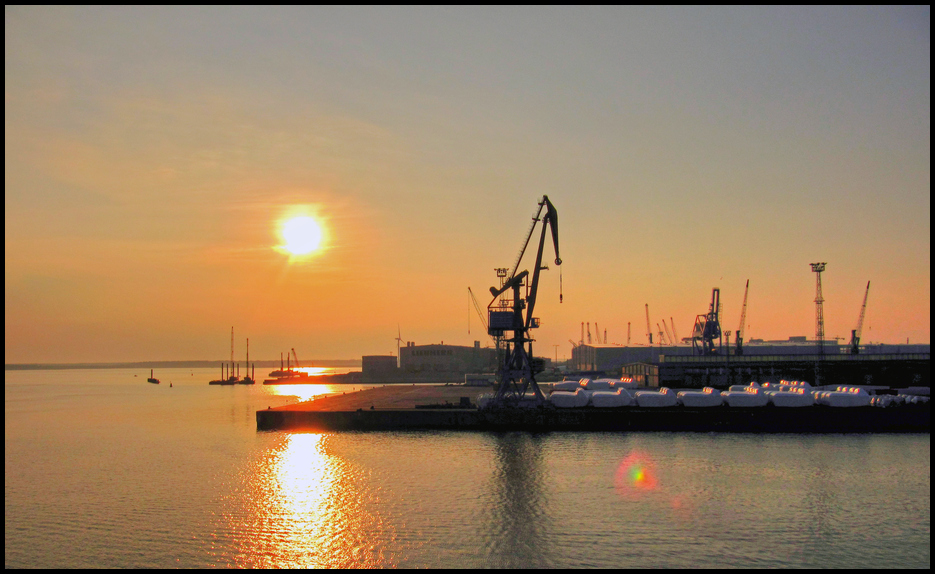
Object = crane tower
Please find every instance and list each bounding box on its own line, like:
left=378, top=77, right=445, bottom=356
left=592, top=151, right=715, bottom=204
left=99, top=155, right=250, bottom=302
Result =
left=810, top=262, right=826, bottom=355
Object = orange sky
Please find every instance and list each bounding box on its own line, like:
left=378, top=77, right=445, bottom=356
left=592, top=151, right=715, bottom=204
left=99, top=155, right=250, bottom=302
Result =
left=5, top=7, right=930, bottom=363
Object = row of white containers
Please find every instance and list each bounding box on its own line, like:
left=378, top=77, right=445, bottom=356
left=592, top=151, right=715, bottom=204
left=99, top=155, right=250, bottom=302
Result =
left=547, top=379, right=929, bottom=408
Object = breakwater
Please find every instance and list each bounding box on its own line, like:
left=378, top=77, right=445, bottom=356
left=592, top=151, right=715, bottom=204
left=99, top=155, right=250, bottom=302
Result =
left=256, top=385, right=930, bottom=433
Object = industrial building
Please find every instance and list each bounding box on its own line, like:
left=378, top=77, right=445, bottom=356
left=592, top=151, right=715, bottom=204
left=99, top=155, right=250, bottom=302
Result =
left=571, top=340, right=930, bottom=389
left=361, top=341, right=499, bottom=383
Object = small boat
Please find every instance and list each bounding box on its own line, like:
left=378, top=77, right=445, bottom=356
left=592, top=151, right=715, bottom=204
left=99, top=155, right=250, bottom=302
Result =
left=147, top=369, right=160, bottom=384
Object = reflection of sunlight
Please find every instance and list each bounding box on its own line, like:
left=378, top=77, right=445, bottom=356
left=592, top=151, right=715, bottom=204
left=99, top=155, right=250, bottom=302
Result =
left=265, top=384, right=334, bottom=402
left=231, top=434, right=393, bottom=568
left=296, top=367, right=331, bottom=376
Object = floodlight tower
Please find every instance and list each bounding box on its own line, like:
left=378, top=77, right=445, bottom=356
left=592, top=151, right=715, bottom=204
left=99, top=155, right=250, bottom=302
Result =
left=810, top=262, right=827, bottom=356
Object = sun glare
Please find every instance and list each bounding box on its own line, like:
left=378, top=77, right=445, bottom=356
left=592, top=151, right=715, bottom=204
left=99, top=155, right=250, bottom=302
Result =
left=281, top=216, right=323, bottom=256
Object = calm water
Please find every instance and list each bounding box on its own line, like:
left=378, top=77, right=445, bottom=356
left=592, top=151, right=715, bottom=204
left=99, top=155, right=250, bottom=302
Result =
left=5, top=368, right=930, bottom=568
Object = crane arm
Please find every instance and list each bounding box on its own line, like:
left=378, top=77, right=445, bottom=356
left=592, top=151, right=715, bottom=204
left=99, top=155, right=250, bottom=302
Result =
left=851, top=281, right=870, bottom=354
left=291, top=348, right=300, bottom=368
left=523, top=196, right=561, bottom=329
left=468, top=287, right=489, bottom=331
left=855, top=281, right=870, bottom=338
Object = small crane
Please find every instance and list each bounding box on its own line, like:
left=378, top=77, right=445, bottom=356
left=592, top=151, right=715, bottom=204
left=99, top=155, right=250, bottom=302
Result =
left=291, top=348, right=301, bottom=369
left=692, top=288, right=721, bottom=355
left=663, top=320, right=674, bottom=347
left=735, top=279, right=749, bottom=355
left=850, top=281, right=870, bottom=354
left=645, top=304, right=653, bottom=345
left=670, top=318, right=679, bottom=345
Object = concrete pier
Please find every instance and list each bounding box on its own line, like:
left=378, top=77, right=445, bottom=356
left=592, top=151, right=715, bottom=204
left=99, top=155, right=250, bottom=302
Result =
left=256, top=385, right=930, bottom=433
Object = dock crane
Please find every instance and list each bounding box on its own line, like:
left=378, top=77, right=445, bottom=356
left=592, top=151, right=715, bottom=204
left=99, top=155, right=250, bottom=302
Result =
left=663, top=320, right=674, bottom=347
left=850, top=281, right=870, bottom=354
left=487, top=195, right=562, bottom=405
left=291, top=348, right=301, bottom=370
left=645, top=304, right=653, bottom=345
left=657, top=323, right=667, bottom=345
left=670, top=318, right=679, bottom=345
left=735, top=280, right=749, bottom=355
left=692, top=288, right=722, bottom=355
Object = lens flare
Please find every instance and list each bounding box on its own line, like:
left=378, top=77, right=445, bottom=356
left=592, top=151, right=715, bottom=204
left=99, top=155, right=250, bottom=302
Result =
left=614, top=451, right=658, bottom=498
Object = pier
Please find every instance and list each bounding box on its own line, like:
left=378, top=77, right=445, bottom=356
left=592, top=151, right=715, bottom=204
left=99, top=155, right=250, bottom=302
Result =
left=256, top=384, right=930, bottom=433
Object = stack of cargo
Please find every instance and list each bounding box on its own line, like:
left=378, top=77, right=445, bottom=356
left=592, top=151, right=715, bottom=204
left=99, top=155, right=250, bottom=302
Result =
left=677, top=387, right=724, bottom=407
left=767, top=387, right=815, bottom=407
left=635, top=387, right=678, bottom=407
left=552, top=380, right=585, bottom=391
left=721, top=382, right=770, bottom=407
left=549, top=388, right=592, bottom=408
left=590, top=389, right=633, bottom=407
left=815, top=387, right=872, bottom=407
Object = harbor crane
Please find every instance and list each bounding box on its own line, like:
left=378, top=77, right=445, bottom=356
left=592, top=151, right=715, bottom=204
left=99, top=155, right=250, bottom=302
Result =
left=291, top=348, right=301, bottom=370
left=735, top=279, right=749, bottom=355
left=663, top=320, right=674, bottom=347
left=850, top=281, right=870, bottom=355
left=670, top=318, right=679, bottom=345
left=645, top=304, right=653, bottom=345
left=487, top=195, right=562, bottom=405
left=692, top=288, right=722, bottom=355
left=657, top=323, right=667, bottom=345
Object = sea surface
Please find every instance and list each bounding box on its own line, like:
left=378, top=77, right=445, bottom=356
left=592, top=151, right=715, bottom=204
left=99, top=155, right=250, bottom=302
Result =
left=5, top=368, right=930, bottom=568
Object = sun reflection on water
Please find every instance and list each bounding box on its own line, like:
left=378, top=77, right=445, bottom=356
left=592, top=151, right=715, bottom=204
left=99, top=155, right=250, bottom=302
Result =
left=264, top=383, right=335, bottom=403
left=228, top=433, right=395, bottom=568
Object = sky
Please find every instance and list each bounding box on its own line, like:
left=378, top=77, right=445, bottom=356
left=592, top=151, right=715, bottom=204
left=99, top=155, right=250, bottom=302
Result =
left=5, top=6, right=930, bottom=363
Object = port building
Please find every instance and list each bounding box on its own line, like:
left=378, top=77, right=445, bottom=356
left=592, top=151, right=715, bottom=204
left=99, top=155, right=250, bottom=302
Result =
left=362, top=341, right=498, bottom=383
left=572, top=339, right=930, bottom=389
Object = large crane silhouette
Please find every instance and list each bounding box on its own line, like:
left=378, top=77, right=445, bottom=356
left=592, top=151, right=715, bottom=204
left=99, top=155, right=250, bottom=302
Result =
left=487, top=196, right=562, bottom=405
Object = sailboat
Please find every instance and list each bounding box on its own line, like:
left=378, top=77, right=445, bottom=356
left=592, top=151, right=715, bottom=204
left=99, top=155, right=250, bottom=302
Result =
left=147, top=369, right=160, bottom=384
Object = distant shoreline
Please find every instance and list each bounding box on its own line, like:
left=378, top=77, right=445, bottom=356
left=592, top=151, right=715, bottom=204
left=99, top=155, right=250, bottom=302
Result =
left=5, top=360, right=362, bottom=371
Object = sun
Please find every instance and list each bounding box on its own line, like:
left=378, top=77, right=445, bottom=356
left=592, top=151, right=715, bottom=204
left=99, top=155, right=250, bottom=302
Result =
left=280, top=216, right=323, bottom=255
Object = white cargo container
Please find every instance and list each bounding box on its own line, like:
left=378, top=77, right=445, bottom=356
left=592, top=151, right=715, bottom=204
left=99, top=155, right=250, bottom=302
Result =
left=635, top=387, right=677, bottom=407
left=677, top=387, right=724, bottom=407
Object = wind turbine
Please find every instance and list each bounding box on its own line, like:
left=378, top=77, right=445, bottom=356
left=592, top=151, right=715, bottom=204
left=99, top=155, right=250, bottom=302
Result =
left=395, top=325, right=404, bottom=368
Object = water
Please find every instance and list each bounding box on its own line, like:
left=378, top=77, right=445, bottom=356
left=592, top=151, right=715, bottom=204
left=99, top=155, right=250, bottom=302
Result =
left=5, top=368, right=930, bottom=568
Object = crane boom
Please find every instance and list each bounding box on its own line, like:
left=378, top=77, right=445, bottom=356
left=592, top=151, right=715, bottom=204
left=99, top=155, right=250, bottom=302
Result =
left=735, top=279, right=749, bottom=355
left=850, top=281, right=870, bottom=354
left=670, top=318, right=679, bottom=345
left=468, top=287, right=489, bottom=332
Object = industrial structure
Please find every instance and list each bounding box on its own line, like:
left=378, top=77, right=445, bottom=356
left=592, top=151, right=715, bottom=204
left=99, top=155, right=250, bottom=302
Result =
left=486, top=195, right=562, bottom=405
left=361, top=341, right=499, bottom=383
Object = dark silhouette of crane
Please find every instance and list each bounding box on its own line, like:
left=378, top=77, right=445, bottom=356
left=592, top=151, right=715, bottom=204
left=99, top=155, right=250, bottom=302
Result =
left=692, top=288, right=722, bottom=355
left=645, top=304, right=653, bottom=345
left=735, top=280, right=749, bottom=355
left=850, top=281, right=870, bottom=354
left=487, top=196, right=562, bottom=405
